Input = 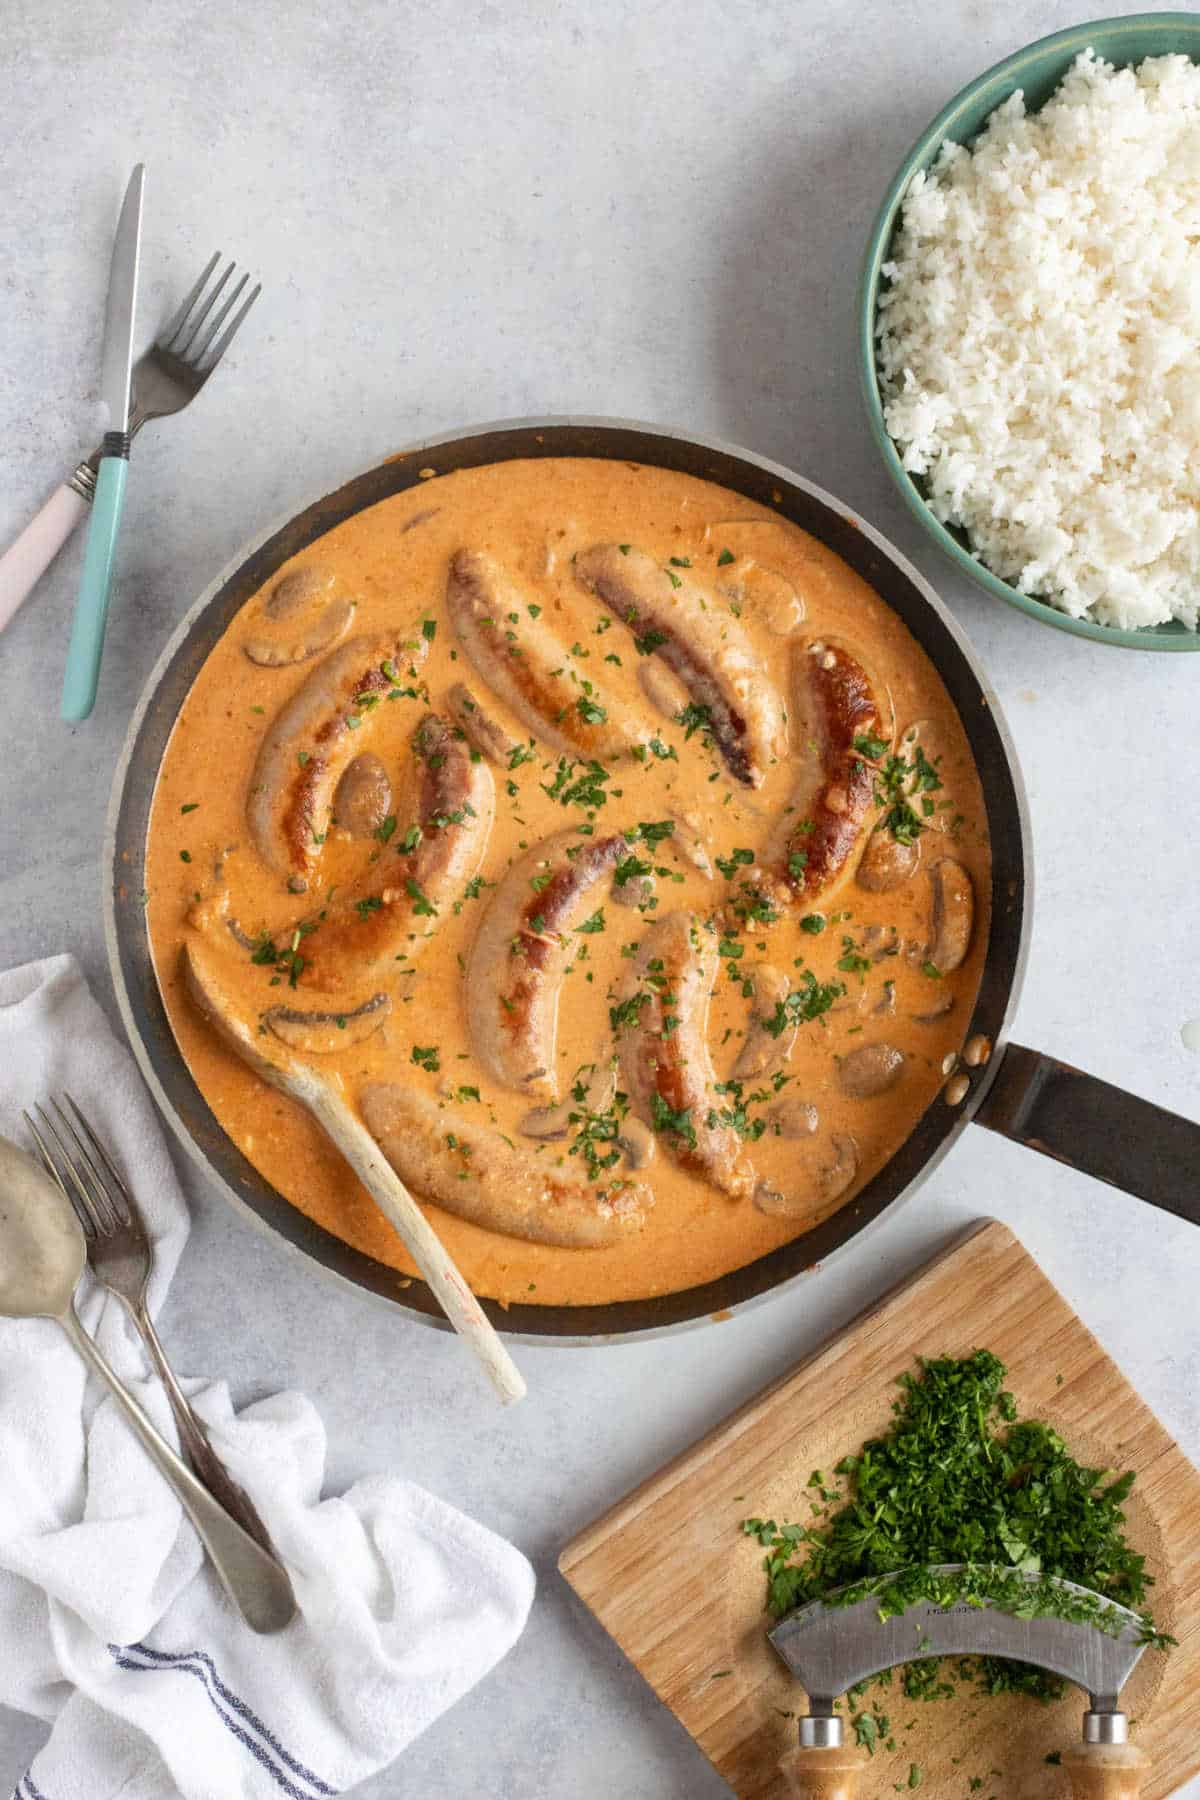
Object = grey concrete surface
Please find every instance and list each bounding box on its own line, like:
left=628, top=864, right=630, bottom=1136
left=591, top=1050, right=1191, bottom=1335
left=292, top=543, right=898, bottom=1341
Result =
left=1, top=2, right=1197, bottom=1793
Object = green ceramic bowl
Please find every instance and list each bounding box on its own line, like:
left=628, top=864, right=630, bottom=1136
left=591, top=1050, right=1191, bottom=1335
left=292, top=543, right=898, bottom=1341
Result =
left=859, top=13, right=1200, bottom=650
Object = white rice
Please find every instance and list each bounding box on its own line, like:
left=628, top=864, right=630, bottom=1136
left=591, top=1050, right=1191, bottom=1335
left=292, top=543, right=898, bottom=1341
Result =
left=876, top=49, right=1200, bottom=630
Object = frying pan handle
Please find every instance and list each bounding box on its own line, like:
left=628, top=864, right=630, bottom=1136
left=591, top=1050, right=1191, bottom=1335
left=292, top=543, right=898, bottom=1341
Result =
left=1060, top=1740, right=1148, bottom=1797
left=777, top=1744, right=865, bottom=1797
left=974, top=1042, right=1200, bottom=1227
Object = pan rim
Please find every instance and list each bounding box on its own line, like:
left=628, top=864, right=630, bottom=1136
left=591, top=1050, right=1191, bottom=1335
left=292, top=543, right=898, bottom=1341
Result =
left=103, top=413, right=1032, bottom=1346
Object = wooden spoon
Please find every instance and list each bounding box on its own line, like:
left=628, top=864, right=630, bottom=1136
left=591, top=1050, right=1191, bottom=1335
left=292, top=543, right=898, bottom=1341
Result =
left=183, top=938, right=526, bottom=1406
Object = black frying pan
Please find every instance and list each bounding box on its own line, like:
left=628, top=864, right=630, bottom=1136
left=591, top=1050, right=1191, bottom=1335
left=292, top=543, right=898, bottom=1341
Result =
left=104, top=419, right=1200, bottom=1343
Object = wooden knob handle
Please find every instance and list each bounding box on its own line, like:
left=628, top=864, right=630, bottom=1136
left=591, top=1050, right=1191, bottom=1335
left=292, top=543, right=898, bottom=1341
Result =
left=777, top=1743, right=865, bottom=1798
left=1060, top=1741, right=1148, bottom=1799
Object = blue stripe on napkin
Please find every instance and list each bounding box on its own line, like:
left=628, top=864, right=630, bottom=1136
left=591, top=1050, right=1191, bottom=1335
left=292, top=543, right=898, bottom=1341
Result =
left=108, top=1642, right=335, bottom=1800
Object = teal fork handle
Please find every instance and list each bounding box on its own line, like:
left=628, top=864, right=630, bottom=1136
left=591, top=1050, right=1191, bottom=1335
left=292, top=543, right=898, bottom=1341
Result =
left=62, top=449, right=128, bottom=722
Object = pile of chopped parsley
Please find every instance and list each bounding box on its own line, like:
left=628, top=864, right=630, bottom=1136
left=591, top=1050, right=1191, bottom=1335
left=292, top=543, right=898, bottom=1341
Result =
left=743, top=1350, right=1171, bottom=1706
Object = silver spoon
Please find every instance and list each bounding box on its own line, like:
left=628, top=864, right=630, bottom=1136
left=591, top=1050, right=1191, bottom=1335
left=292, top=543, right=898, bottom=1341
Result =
left=0, top=1133, right=295, bottom=1633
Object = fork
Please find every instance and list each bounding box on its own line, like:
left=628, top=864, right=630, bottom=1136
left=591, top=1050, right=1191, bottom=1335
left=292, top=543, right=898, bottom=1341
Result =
left=0, top=253, right=261, bottom=634
left=24, top=1093, right=278, bottom=1561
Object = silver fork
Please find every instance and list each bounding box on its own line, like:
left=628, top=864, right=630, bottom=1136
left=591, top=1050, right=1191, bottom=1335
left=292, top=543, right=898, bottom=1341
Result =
left=0, top=253, right=261, bottom=633
left=24, top=1094, right=278, bottom=1560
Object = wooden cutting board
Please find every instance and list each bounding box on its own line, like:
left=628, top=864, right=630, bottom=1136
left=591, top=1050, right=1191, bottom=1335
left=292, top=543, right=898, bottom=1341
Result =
left=560, top=1221, right=1200, bottom=1799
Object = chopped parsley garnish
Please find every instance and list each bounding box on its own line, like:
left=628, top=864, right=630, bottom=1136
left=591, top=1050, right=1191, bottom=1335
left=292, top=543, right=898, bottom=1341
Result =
left=741, top=1350, right=1173, bottom=1707
left=664, top=568, right=682, bottom=588
left=650, top=1091, right=697, bottom=1148
left=870, top=743, right=945, bottom=847
left=800, top=913, right=826, bottom=935
left=576, top=909, right=606, bottom=934
left=676, top=701, right=713, bottom=741
left=354, top=896, right=383, bottom=919
left=405, top=877, right=437, bottom=916
left=837, top=937, right=871, bottom=979
left=576, top=694, right=608, bottom=726
left=614, top=854, right=652, bottom=887
left=634, top=627, right=668, bottom=656
left=762, top=971, right=844, bottom=1035
left=729, top=882, right=780, bottom=926
left=608, top=991, right=650, bottom=1032
left=421, top=618, right=437, bottom=641
left=668, top=556, right=692, bottom=568
left=180, top=802, right=199, bottom=814
left=374, top=814, right=397, bottom=845
left=630, top=818, right=674, bottom=847
left=541, top=757, right=611, bottom=811
left=853, top=732, right=890, bottom=761
left=247, top=928, right=307, bottom=988
left=717, top=547, right=735, bottom=566
left=787, top=849, right=808, bottom=879
left=715, top=847, right=754, bottom=881
left=410, top=1044, right=440, bottom=1072
left=565, top=1069, right=629, bottom=1183
left=399, top=823, right=422, bottom=853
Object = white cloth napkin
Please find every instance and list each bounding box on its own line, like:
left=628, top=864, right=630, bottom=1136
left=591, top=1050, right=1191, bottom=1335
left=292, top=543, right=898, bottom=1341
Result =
left=0, top=955, right=535, bottom=1800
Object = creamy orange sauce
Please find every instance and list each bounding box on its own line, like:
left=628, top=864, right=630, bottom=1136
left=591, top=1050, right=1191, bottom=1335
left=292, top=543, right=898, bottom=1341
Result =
left=146, top=459, right=990, bottom=1306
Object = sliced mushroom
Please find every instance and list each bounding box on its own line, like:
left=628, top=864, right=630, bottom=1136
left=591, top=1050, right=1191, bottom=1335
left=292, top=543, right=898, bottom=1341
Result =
left=262, top=991, right=390, bottom=1055
left=401, top=507, right=440, bottom=534
left=861, top=922, right=901, bottom=962
left=857, top=827, right=921, bottom=894
left=717, top=560, right=805, bottom=636
left=243, top=596, right=356, bottom=667
left=666, top=811, right=714, bottom=879
left=518, top=1105, right=570, bottom=1142
left=332, top=752, right=393, bottom=837
left=820, top=1132, right=859, bottom=1201
left=839, top=1042, right=904, bottom=1098
left=518, top=1064, right=617, bottom=1141
left=611, top=874, right=654, bottom=909
left=226, top=917, right=260, bottom=953
left=767, top=1097, right=819, bottom=1138
left=733, top=965, right=793, bottom=1080
left=186, top=881, right=265, bottom=956
left=912, top=992, right=955, bottom=1023
left=873, top=983, right=896, bottom=1018
left=753, top=1132, right=858, bottom=1216
left=637, top=657, right=691, bottom=721
left=540, top=522, right=576, bottom=576
left=616, top=1116, right=656, bottom=1169
left=897, top=718, right=954, bottom=832
left=447, top=681, right=521, bottom=767
left=928, top=858, right=975, bottom=974
left=264, top=566, right=336, bottom=621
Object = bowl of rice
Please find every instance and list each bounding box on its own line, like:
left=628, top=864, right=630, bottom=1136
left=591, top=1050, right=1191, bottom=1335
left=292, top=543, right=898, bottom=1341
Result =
left=860, top=14, right=1200, bottom=647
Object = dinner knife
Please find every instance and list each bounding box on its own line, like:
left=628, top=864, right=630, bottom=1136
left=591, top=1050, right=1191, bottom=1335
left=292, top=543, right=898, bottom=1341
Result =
left=61, top=164, right=144, bottom=722
left=768, top=1564, right=1151, bottom=1797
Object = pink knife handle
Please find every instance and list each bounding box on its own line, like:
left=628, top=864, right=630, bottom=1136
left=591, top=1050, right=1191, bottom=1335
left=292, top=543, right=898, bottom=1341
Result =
left=0, top=481, right=89, bottom=633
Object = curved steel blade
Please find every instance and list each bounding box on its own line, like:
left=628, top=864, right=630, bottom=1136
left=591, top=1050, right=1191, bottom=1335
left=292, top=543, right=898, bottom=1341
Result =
left=100, top=164, right=144, bottom=432
left=768, top=1565, right=1146, bottom=1715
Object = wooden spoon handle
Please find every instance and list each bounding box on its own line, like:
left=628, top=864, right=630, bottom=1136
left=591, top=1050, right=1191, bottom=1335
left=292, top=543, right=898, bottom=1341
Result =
left=1060, top=1742, right=1149, bottom=1798
left=777, top=1744, right=865, bottom=1798
left=305, top=1078, right=527, bottom=1406
left=182, top=937, right=525, bottom=1406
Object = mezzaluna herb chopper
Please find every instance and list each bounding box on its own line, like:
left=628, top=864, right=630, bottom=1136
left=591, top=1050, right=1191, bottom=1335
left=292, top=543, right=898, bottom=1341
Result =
left=769, top=1564, right=1154, bottom=1798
